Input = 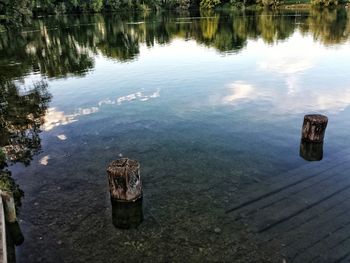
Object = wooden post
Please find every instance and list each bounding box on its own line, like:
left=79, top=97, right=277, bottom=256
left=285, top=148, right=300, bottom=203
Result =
left=301, top=114, right=328, bottom=143
left=300, top=141, right=323, bottom=161
left=111, top=197, right=143, bottom=229
left=0, top=193, right=7, bottom=263
left=1, top=192, right=16, bottom=223
left=106, top=158, right=142, bottom=202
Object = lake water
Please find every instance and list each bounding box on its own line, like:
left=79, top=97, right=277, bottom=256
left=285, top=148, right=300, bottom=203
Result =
left=1, top=8, right=350, bottom=262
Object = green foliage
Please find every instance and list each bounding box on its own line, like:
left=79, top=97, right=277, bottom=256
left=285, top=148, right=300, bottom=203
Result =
left=200, top=0, right=221, bottom=8
left=229, top=0, right=244, bottom=8
left=0, top=78, right=50, bottom=212
left=105, top=0, right=122, bottom=10
left=0, top=0, right=32, bottom=27
left=177, top=0, right=191, bottom=9
left=311, top=0, right=338, bottom=6
left=1, top=0, right=343, bottom=28
left=0, top=170, right=24, bottom=209
left=90, top=0, right=103, bottom=12
left=300, top=8, right=348, bottom=44
left=0, top=80, right=51, bottom=165
left=260, top=0, right=280, bottom=6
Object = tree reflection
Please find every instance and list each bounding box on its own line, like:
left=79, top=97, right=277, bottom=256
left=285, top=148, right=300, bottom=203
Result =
left=300, top=8, right=350, bottom=45
left=0, top=8, right=349, bottom=71
left=0, top=80, right=51, bottom=165
left=0, top=6, right=348, bottom=238
left=96, top=18, right=140, bottom=61
left=0, top=80, right=52, bottom=207
left=0, top=21, right=94, bottom=81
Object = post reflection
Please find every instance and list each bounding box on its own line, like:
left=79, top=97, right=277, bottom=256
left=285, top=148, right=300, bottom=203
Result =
left=111, top=198, right=143, bottom=229
left=300, top=140, right=324, bottom=161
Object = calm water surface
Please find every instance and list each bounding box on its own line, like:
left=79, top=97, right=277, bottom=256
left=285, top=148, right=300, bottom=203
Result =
left=1, top=8, right=350, bottom=262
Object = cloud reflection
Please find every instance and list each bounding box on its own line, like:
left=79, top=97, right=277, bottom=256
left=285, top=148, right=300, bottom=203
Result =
left=257, top=33, right=319, bottom=95
left=99, top=90, right=160, bottom=106
left=222, top=81, right=255, bottom=103
left=222, top=80, right=350, bottom=114
left=43, top=108, right=78, bottom=131
left=225, top=33, right=350, bottom=114
left=43, top=107, right=98, bottom=131
left=44, top=90, right=160, bottom=131
left=57, top=134, right=67, bottom=140
left=258, top=58, right=313, bottom=75
left=39, top=155, right=50, bottom=165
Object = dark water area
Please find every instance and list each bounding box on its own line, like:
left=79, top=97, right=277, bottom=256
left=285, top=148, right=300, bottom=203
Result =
left=1, top=8, right=350, bottom=262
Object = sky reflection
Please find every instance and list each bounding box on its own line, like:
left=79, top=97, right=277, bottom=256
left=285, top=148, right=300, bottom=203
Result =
left=17, top=21, right=350, bottom=132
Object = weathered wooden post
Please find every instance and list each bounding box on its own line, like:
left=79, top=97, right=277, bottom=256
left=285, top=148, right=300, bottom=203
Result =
left=300, top=141, right=323, bottom=161
left=301, top=114, right=328, bottom=143
left=300, top=114, right=328, bottom=162
left=1, top=191, right=17, bottom=223
left=107, top=158, right=143, bottom=229
left=0, top=191, right=23, bottom=263
left=107, top=158, right=142, bottom=201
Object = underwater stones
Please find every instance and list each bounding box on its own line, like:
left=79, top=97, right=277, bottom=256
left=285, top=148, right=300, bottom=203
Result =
left=106, top=158, right=142, bottom=202
left=301, top=114, right=328, bottom=143
left=214, top=227, right=221, bottom=234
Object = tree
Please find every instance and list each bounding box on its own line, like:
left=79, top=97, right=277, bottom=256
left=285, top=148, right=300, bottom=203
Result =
left=200, top=0, right=221, bottom=8
left=0, top=0, right=31, bottom=28
left=0, top=80, right=51, bottom=165
left=105, top=0, right=122, bottom=10
left=311, top=0, right=338, bottom=6
left=90, top=0, right=103, bottom=12
left=0, top=80, right=51, bottom=209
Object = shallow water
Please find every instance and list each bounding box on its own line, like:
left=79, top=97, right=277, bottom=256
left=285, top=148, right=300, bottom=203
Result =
left=1, top=8, right=350, bottom=262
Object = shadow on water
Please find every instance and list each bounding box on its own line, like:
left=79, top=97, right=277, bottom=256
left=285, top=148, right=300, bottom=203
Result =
left=6, top=222, right=24, bottom=263
left=111, top=198, right=143, bottom=229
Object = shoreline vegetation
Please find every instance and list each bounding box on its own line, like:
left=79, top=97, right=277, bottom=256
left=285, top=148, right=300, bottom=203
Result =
left=0, top=0, right=349, bottom=30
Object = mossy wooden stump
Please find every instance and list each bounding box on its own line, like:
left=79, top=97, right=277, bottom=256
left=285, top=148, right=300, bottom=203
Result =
left=301, top=114, right=328, bottom=143
left=107, top=158, right=142, bottom=202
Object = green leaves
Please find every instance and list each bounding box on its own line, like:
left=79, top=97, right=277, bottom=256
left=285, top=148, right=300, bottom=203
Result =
left=90, top=0, right=103, bottom=12
left=0, top=0, right=32, bottom=27
left=200, top=0, right=221, bottom=8
left=311, top=0, right=338, bottom=6
left=0, top=81, right=51, bottom=166
left=0, top=170, right=24, bottom=210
